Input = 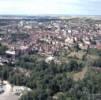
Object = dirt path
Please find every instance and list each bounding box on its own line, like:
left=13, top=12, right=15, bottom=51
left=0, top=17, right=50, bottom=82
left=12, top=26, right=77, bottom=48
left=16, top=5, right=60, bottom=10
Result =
left=0, top=81, right=18, bottom=100
left=73, top=67, right=88, bottom=81
left=1, top=81, right=11, bottom=96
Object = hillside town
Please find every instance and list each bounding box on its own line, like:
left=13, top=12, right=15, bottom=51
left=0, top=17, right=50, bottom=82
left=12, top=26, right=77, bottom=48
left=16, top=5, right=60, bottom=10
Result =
left=0, top=17, right=101, bottom=64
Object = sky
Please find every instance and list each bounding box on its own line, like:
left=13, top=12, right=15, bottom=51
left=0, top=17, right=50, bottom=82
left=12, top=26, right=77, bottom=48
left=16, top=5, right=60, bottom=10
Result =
left=0, top=0, right=101, bottom=15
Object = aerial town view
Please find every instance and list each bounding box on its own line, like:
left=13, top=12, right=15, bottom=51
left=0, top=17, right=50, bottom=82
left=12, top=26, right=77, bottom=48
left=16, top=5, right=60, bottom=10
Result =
left=0, top=0, right=101, bottom=100
left=0, top=15, right=101, bottom=100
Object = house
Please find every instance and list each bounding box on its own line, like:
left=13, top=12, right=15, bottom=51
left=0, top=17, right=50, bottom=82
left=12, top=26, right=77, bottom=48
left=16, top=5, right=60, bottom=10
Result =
left=45, top=56, right=55, bottom=63
left=5, top=50, right=16, bottom=56
left=78, top=43, right=88, bottom=50
left=13, top=86, right=31, bottom=96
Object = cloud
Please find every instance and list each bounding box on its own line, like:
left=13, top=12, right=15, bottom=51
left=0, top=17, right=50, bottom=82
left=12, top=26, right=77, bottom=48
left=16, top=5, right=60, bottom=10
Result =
left=0, top=0, right=100, bottom=15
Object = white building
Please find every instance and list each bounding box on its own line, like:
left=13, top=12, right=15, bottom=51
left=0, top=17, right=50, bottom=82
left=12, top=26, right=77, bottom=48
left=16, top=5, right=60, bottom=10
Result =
left=5, top=50, right=16, bottom=55
left=13, top=86, right=31, bottom=96
left=45, top=56, right=55, bottom=63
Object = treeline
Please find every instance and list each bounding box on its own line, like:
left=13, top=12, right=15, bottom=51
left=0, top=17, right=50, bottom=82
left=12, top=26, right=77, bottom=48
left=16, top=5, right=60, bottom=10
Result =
left=0, top=47, right=101, bottom=100
left=0, top=54, right=85, bottom=100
